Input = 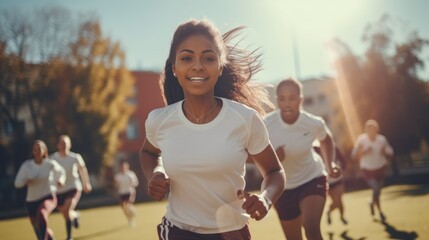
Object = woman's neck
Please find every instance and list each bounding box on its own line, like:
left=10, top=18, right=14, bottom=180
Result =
left=34, top=157, right=43, bottom=164
left=281, top=112, right=299, bottom=125
left=59, top=150, right=69, bottom=156
left=182, top=96, right=220, bottom=124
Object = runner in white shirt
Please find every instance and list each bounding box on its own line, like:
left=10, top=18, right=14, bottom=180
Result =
left=15, top=140, right=66, bottom=240
left=264, top=78, right=340, bottom=240
left=352, top=119, right=393, bottom=222
left=140, top=19, right=286, bottom=240
left=50, top=135, right=92, bottom=240
left=114, top=159, right=139, bottom=227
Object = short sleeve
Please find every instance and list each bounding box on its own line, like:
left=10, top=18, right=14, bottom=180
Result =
left=145, top=110, right=159, bottom=148
left=381, top=135, right=394, bottom=155
left=51, top=160, right=66, bottom=185
left=131, top=171, right=139, bottom=187
left=76, top=153, right=86, bottom=167
left=14, top=162, right=29, bottom=188
left=315, top=117, right=329, bottom=141
left=351, top=134, right=365, bottom=158
left=247, top=112, right=270, bottom=155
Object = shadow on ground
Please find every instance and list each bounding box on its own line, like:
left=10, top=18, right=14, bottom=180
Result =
left=376, top=220, right=419, bottom=240
left=327, top=230, right=366, bottom=240
left=74, top=225, right=128, bottom=240
left=385, top=184, right=429, bottom=200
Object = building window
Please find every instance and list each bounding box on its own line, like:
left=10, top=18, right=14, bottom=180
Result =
left=304, top=97, right=314, bottom=106
left=127, top=86, right=138, bottom=105
left=126, top=118, right=139, bottom=140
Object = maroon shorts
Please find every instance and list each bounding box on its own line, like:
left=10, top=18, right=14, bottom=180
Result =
left=362, top=166, right=385, bottom=182
left=157, top=217, right=251, bottom=240
left=274, top=176, right=327, bottom=221
left=57, top=189, right=79, bottom=207
left=119, top=192, right=135, bottom=203
left=26, top=194, right=56, bottom=217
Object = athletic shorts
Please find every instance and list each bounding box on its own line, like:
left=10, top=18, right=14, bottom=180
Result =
left=157, top=217, right=251, bottom=240
left=274, top=176, right=327, bottom=221
left=362, top=166, right=385, bottom=182
left=119, top=192, right=135, bottom=203
left=57, top=189, right=79, bottom=207
left=26, top=194, right=56, bottom=217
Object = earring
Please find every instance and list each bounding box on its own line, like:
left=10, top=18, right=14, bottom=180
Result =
left=173, top=72, right=176, bottom=77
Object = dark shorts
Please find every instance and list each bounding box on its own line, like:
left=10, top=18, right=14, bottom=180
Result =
left=119, top=192, right=135, bottom=203
left=274, top=176, right=327, bottom=221
left=157, top=217, right=251, bottom=240
left=362, top=166, right=385, bottom=182
left=57, top=189, right=79, bottom=207
left=26, top=194, right=56, bottom=217
left=329, top=179, right=343, bottom=189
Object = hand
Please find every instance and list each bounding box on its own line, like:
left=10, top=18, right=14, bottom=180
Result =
left=275, top=145, right=285, bottom=162
left=83, top=183, right=92, bottom=193
left=148, top=172, right=170, bottom=201
left=329, top=165, right=342, bottom=179
left=57, top=181, right=64, bottom=188
left=237, top=190, right=271, bottom=221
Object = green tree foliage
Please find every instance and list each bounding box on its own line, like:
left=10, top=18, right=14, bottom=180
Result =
left=0, top=7, right=135, bottom=177
left=331, top=15, right=429, bottom=155
left=63, top=20, right=135, bottom=172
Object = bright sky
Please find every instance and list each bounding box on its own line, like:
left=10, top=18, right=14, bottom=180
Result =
left=1, top=0, right=428, bottom=83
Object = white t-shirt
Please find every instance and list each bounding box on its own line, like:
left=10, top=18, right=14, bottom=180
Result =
left=14, top=158, right=66, bottom=202
left=352, top=133, right=393, bottom=170
left=50, top=152, right=86, bottom=193
left=115, top=170, right=139, bottom=195
left=264, top=110, right=329, bottom=189
left=146, top=98, right=270, bottom=234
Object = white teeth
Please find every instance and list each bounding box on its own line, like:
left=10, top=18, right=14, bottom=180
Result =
left=189, top=77, right=206, bottom=81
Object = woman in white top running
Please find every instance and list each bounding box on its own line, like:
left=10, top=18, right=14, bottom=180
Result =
left=264, top=78, right=340, bottom=240
left=15, top=140, right=66, bottom=240
left=140, top=19, right=286, bottom=240
left=352, top=119, right=393, bottom=222
left=114, top=159, right=139, bottom=226
left=50, top=135, right=92, bottom=240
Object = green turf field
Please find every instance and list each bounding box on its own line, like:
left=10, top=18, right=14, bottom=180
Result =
left=0, top=184, right=427, bottom=239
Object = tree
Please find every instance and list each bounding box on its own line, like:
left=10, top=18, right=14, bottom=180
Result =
left=331, top=14, right=429, bottom=156
left=58, top=19, right=135, bottom=174
left=0, top=6, right=135, bottom=190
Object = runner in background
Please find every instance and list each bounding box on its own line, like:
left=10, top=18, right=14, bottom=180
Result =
left=114, top=159, right=139, bottom=227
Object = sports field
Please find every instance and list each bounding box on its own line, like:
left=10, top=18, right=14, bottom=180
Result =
left=0, top=184, right=427, bottom=239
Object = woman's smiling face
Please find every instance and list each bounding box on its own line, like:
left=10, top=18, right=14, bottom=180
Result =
left=277, top=84, right=302, bottom=123
left=173, top=34, right=223, bottom=98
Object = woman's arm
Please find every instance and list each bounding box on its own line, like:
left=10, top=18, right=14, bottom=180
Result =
left=14, top=163, right=29, bottom=188
left=78, top=165, right=92, bottom=192
left=319, top=133, right=340, bottom=177
left=242, top=144, right=286, bottom=220
left=140, top=138, right=169, bottom=201
left=52, top=160, right=66, bottom=187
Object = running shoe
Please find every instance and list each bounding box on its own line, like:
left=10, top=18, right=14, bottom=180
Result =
left=380, top=212, right=386, bottom=222
left=73, top=211, right=80, bottom=228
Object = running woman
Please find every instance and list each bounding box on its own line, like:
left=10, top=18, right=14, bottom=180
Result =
left=140, top=19, right=286, bottom=239
left=264, top=78, right=341, bottom=240
left=15, top=140, right=66, bottom=240
left=352, top=119, right=393, bottom=222
left=50, top=135, right=92, bottom=240
left=114, top=159, right=139, bottom=227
